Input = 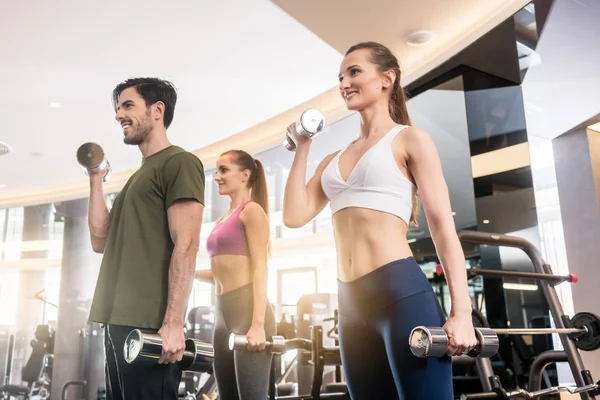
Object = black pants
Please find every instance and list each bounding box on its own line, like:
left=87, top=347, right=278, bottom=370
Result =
left=337, top=258, right=453, bottom=400
left=104, top=324, right=182, bottom=400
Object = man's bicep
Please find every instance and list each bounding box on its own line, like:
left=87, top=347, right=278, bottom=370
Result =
left=167, top=200, right=204, bottom=246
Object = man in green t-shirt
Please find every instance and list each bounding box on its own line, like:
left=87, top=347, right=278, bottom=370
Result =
left=87, top=77, right=205, bottom=400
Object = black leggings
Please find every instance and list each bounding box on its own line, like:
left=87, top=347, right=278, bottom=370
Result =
left=104, top=324, right=182, bottom=400
left=337, top=258, right=453, bottom=400
left=212, top=284, right=276, bottom=400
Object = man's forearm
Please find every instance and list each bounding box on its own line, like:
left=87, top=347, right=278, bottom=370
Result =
left=163, top=246, right=197, bottom=326
left=88, top=179, right=110, bottom=251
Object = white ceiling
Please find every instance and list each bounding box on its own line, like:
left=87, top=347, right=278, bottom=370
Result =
left=0, top=0, right=530, bottom=207
left=0, top=0, right=342, bottom=198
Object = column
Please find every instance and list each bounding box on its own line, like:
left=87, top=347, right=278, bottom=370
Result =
left=211, top=180, right=229, bottom=220
left=50, top=198, right=105, bottom=400
left=11, top=204, right=52, bottom=384
left=553, top=127, right=600, bottom=377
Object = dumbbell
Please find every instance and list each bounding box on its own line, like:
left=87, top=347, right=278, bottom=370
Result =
left=409, top=326, right=499, bottom=358
left=123, top=329, right=214, bottom=372
left=282, top=109, right=326, bottom=151
left=76, top=142, right=112, bottom=182
left=228, top=333, right=288, bottom=354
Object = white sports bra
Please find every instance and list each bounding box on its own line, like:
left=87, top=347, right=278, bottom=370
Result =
left=320, top=124, right=416, bottom=224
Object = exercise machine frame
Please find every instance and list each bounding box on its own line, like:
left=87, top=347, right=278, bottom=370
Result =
left=457, top=230, right=598, bottom=400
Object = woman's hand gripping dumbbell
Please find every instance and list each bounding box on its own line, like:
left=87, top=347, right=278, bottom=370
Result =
left=409, top=326, right=499, bottom=358
left=228, top=333, right=312, bottom=354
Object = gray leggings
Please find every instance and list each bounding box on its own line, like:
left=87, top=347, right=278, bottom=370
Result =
left=213, top=283, right=276, bottom=400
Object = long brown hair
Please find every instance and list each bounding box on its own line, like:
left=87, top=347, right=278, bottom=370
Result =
left=345, top=41, right=419, bottom=226
left=222, top=149, right=271, bottom=251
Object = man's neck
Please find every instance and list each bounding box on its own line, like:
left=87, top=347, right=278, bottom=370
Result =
left=139, top=129, right=172, bottom=159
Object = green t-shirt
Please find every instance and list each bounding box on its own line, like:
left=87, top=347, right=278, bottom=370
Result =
left=88, top=145, right=205, bottom=329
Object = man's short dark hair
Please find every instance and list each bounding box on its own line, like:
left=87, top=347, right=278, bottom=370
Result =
left=113, top=78, right=178, bottom=128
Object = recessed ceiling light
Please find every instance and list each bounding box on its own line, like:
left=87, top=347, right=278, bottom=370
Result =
left=483, top=219, right=490, bottom=224
left=50, top=102, right=62, bottom=108
left=0, top=184, right=6, bottom=188
left=406, top=30, right=435, bottom=47
left=0, top=141, right=13, bottom=156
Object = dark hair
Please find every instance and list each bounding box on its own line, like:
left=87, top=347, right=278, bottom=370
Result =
left=345, top=41, right=419, bottom=226
left=112, top=77, right=178, bottom=128
left=222, top=150, right=271, bottom=251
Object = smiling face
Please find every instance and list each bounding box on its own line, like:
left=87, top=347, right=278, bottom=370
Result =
left=338, top=48, right=395, bottom=112
left=214, top=154, right=251, bottom=196
left=114, top=87, right=155, bottom=145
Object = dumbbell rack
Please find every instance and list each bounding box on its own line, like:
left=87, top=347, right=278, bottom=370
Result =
left=457, top=230, right=598, bottom=400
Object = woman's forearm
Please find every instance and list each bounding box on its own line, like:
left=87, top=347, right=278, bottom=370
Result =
left=251, top=267, right=269, bottom=327
left=432, top=228, right=472, bottom=314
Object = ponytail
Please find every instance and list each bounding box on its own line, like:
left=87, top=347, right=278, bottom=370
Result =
left=249, top=158, right=271, bottom=255
left=390, top=79, right=419, bottom=226
left=250, top=159, right=269, bottom=217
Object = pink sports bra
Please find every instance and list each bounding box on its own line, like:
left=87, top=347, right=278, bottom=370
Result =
left=206, top=202, right=251, bottom=257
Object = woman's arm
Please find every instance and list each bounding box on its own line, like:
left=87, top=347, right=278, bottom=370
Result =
left=282, top=136, right=337, bottom=228
left=402, top=127, right=476, bottom=355
left=194, top=269, right=214, bottom=283
left=403, top=127, right=471, bottom=312
left=240, top=202, right=271, bottom=350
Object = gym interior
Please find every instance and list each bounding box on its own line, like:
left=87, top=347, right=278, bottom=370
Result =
left=1, top=0, right=600, bottom=399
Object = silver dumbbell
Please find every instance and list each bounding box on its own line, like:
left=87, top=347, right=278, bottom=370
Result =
left=409, top=326, right=499, bottom=359
left=282, top=109, right=326, bottom=151
left=76, top=142, right=112, bottom=182
left=124, top=329, right=214, bottom=373
left=228, top=333, right=287, bottom=354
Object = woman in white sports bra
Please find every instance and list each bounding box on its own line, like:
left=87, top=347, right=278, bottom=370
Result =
left=283, top=41, right=476, bottom=400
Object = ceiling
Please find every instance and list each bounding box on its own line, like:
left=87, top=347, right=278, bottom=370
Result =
left=0, top=0, right=530, bottom=208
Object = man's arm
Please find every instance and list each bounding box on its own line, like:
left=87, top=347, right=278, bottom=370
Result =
left=88, top=173, right=110, bottom=253
left=158, top=199, right=204, bottom=364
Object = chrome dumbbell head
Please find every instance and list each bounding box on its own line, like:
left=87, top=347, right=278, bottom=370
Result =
left=283, top=108, right=326, bottom=151
left=76, top=142, right=112, bottom=182
left=409, top=326, right=449, bottom=358
left=270, top=335, right=286, bottom=354
left=468, top=328, right=499, bottom=359
left=296, top=108, right=325, bottom=137
left=180, top=338, right=214, bottom=373
left=124, top=329, right=163, bottom=365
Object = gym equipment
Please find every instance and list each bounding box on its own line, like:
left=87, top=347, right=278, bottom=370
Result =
left=123, top=329, right=213, bottom=373
left=76, top=142, right=112, bottom=182
left=231, top=325, right=348, bottom=400
left=229, top=334, right=289, bottom=354
left=436, top=264, right=578, bottom=285
left=456, top=230, right=598, bottom=400
left=409, top=326, right=499, bottom=358
left=570, top=312, right=600, bottom=351
left=411, top=310, right=600, bottom=359
left=0, top=324, right=53, bottom=400
left=282, top=109, right=325, bottom=151
left=460, top=380, right=600, bottom=399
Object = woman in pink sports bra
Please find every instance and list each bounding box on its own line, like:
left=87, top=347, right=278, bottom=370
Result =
left=283, top=42, right=477, bottom=399
left=195, top=149, right=275, bottom=400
